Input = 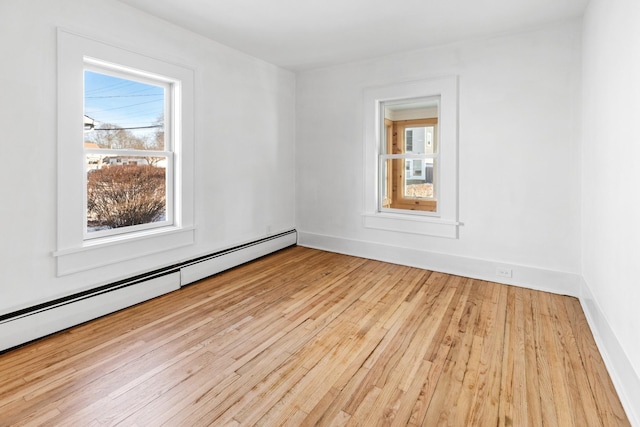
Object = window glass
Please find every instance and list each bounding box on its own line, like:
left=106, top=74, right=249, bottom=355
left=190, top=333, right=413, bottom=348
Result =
left=84, top=71, right=166, bottom=150
left=380, top=97, right=439, bottom=213
left=83, top=66, right=172, bottom=237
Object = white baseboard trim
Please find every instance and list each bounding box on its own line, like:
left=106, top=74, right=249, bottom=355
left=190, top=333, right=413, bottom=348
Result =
left=297, top=231, right=582, bottom=297
left=0, top=272, right=180, bottom=352
left=580, top=279, right=640, bottom=427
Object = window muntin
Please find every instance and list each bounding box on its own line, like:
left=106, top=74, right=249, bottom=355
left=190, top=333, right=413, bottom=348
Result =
left=83, top=62, right=175, bottom=239
left=380, top=97, right=439, bottom=214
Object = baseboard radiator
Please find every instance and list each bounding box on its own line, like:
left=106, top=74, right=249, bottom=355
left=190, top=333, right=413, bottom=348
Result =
left=0, top=230, right=297, bottom=352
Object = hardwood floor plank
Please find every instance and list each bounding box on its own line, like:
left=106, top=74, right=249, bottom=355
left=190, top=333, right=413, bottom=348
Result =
left=363, top=278, right=455, bottom=425
left=467, top=282, right=506, bottom=426
left=408, top=277, right=473, bottom=426
left=0, top=246, right=630, bottom=426
left=562, top=297, right=631, bottom=426
left=248, top=325, right=376, bottom=425
left=422, top=279, right=481, bottom=426
left=305, top=368, right=370, bottom=427
left=129, top=367, right=241, bottom=425
left=547, top=293, right=593, bottom=427
left=498, top=286, right=525, bottom=427
left=530, top=285, right=561, bottom=427
left=522, top=288, right=544, bottom=426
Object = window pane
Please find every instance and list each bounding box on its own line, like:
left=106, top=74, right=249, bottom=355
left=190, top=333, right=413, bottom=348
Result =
left=405, top=129, right=413, bottom=152
left=404, top=126, right=434, bottom=154
left=84, top=70, right=165, bottom=151
left=381, top=158, right=393, bottom=208
left=404, top=159, right=436, bottom=199
left=380, top=95, right=440, bottom=214
left=426, top=126, right=436, bottom=153
left=86, top=156, right=167, bottom=232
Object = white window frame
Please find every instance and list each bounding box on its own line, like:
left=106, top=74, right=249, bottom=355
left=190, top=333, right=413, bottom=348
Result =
left=363, top=76, right=459, bottom=238
left=380, top=110, right=439, bottom=215
left=55, top=29, right=195, bottom=276
left=83, top=60, right=175, bottom=240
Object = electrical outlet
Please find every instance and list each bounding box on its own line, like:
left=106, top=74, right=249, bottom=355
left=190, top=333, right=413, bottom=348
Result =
left=496, top=267, right=512, bottom=278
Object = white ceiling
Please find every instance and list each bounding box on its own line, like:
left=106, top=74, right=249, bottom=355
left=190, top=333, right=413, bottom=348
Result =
left=118, top=0, right=589, bottom=71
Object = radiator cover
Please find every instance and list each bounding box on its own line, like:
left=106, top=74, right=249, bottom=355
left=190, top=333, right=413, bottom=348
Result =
left=0, top=230, right=297, bottom=352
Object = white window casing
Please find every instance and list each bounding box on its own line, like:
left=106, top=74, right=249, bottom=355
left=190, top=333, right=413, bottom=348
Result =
left=363, top=76, right=460, bottom=238
left=56, top=29, right=195, bottom=276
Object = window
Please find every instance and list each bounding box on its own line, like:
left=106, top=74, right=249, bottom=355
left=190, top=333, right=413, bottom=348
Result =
left=363, top=76, right=459, bottom=238
left=56, top=29, right=195, bottom=276
left=84, top=62, right=174, bottom=239
left=381, top=101, right=439, bottom=213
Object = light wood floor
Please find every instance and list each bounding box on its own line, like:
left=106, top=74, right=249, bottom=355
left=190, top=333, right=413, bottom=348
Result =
left=0, top=246, right=630, bottom=426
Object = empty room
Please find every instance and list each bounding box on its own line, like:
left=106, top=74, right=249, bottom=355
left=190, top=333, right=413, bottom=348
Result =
left=0, top=0, right=638, bottom=425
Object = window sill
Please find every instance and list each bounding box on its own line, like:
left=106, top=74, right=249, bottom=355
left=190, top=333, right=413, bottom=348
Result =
left=363, top=212, right=459, bottom=239
left=53, top=226, right=195, bottom=276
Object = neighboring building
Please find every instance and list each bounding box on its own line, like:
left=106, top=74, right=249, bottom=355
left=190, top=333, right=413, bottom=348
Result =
left=84, top=142, right=102, bottom=171
left=83, top=115, right=96, bottom=132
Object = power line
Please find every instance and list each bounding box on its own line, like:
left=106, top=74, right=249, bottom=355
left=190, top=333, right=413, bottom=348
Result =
left=84, top=80, right=136, bottom=95
left=86, top=94, right=163, bottom=99
left=94, top=125, right=162, bottom=130
left=88, top=99, right=163, bottom=112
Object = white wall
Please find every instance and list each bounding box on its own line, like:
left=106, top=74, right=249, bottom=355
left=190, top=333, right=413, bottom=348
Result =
left=0, top=0, right=295, bottom=315
left=296, top=21, right=583, bottom=292
left=582, top=0, right=640, bottom=422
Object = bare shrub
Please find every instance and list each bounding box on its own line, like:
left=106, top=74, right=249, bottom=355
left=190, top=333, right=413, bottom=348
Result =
left=87, top=165, right=166, bottom=229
